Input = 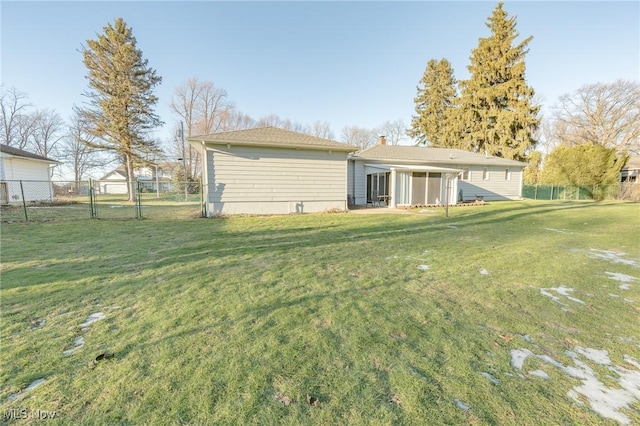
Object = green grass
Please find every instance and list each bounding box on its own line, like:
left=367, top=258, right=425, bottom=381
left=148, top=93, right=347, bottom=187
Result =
left=1, top=201, right=639, bottom=425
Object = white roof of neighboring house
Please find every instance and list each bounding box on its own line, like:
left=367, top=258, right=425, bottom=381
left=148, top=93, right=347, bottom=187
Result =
left=351, top=145, right=528, bottom=167
left=0, top=144, right=59, bottom=163
left=189, top=127, right=358, bottom=152
left=622, top=156, right=640, bottom=170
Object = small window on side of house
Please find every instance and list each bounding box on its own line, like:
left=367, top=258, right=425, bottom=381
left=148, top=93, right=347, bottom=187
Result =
left=505, top=168, right=511, bottom=181
left=483, top=168, right=489, bottom=181
left=462, top=168, right=470, bottom=181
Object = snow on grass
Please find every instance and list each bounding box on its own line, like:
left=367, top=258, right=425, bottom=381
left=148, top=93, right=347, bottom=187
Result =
left=6, top=379, right=47, bottom=403
left=79, top=312, right=106, bottom=328
left=454, top=399, right=469, bottom=411
left=511, top=347, right=640, bottom=425
left=605, top=272, right=638, bottom=290
left=529, top=370, right=550, bottom=380
left=588, top=250, right=640, bottom=268
left=540, top=286, right=585, bottom=306
left=417, top=265, right=429, bottom=271
left=479, top=371, right=500, bottom=384
left=63, top=336, right=85, bottom=356
left=544, top=228, right=577, bottom=234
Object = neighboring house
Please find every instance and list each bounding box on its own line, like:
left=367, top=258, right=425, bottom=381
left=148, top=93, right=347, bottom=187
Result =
left=348, top=137, right=528, bottom=207
left=0, top=144, right=59, bottom=204
left=188, top=127, right=357, bottom=215
left=620, top=156, right=640, bottom=183
left=97, top=162, right=179, bottom=194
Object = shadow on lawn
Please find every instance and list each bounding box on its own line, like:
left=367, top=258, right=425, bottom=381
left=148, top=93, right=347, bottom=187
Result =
left=0, top=201, right=620, bottom=295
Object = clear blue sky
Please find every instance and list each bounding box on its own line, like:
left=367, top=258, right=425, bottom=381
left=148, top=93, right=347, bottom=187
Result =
left=2, top=1, right=639, bottom=144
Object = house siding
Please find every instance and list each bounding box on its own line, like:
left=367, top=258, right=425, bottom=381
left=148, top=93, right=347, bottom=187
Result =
left=458, top=166, right=523, bottom=200
left=206, top=146, right=348, bottom=215
left=0, top=157, right=54, bottom=202
left=347, top=160, right=367, bottom=205
left=349, top=159, right=524, bottom=206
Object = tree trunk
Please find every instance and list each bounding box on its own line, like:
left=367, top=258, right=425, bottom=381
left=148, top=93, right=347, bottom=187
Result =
left=125, top=154, right=136, bottom=202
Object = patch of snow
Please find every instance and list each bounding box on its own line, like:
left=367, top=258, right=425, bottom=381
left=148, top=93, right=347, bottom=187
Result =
left=521, top=334, right=532, bottom=343
left=529, top=370, right=550, bottom=380
left=512, top=347, right=640, bottom=425
left=623, top=355, right=640, bottom=370
left=510, top=349, right=534, bottom=370
left=575, top=347, right=611, bottom=365
left=417, top=265, right=429, bottom=271
left=589, top=250, right=640, bottom=268
left=454, top=399, right=469, bottom=410
left=63, top=336, right=85, bottom=356
left=479, top=268, right=489, bottom=275
left=544, top=228, right=576, bottom=234
left=609, top=293, right=621, bottom=298
left=447, top=225, right=458, bottom=229
left=79, top=312, right=106, bottom=328
left=385, top=255, right=398, bottom=260
left=6, top=379, right=47, bottom=403
left=605, top=272, right=638, bottom=290
left=480, top=372, right=500, bottom=384
left=540, top=286, right=584, bottom=305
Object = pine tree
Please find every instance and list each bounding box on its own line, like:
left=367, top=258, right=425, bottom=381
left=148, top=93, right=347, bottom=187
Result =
left=76, top=18, right=163, bottom=201
left=458, top=2, right=539, bottom=160
left=409, top=58, right=458, bottom=146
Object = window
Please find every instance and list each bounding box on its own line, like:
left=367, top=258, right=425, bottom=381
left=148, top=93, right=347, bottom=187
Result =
left=462, top=168, right=470, bottom=181
left=482, top=168, right=489, bottom=181
left=505, top=168, right=511, bottom=181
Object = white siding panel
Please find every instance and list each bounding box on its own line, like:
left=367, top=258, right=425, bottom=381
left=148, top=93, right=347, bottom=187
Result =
left=206, top=146, right=348, bottom=215
left=0, top=158, right=54, bottom=202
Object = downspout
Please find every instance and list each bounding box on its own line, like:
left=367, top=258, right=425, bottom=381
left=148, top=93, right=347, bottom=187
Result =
left=351, top=159, right=356, bottom=204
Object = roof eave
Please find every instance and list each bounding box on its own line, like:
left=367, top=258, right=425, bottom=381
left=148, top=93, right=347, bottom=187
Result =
left=195, top=139, right=357, bottom=153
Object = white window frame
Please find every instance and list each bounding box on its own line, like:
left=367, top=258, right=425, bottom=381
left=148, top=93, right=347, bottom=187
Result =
left=505, top=168, right=511, bottom=181
left=462, top=168, right=470, bottom=181
left=482, top=168, right=489, bottom=181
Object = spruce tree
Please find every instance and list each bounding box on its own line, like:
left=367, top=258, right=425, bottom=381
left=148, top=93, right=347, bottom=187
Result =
left=458, top=2, right=539, bottom=160
left=76, top=18, right=163, bottom=201
left=409, top=58, right=458, bottom=146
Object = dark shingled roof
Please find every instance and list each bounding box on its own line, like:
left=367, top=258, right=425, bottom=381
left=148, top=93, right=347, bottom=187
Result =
left=0, top=144, right=59, bottom=163
left=189, top=127, right=357, bottom=152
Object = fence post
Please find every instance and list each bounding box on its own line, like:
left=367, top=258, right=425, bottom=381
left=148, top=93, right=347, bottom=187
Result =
left=136, top=179, right=142, bottom=219
left=534, top=184, right=538, bottom=200
left=19, top=180, right=28, bottom=221
left=89, top=179, right=97, bottom=218
left=200, top=177, right=206, bottom=218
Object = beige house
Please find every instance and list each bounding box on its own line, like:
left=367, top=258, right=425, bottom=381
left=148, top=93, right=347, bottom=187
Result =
left=189, top=127, right=357, bottom=215
left=348, top=137, right=528, bottom=207
left=620, top=156, right=639, bottom=183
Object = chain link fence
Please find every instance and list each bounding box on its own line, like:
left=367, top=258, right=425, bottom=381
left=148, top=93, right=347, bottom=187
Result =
left=0, top=179, right=204, bottom=222
left=523, top=183, right=640, bottom=201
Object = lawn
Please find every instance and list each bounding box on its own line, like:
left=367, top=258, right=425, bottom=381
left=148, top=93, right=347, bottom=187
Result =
left=1, top=201, right=639, bottom=425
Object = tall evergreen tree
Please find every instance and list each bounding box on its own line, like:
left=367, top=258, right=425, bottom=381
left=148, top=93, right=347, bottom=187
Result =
left=76, top=18, right=163, bottom=201
left=458, top=2, right=539, bottom=160
left=409, top=58, right=458, bottom=146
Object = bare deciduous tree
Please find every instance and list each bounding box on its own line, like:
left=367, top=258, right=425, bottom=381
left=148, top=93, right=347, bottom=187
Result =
left=306, top=121, right=334, bottom=140
left=59, top=110, right=105, bottom=183
left=376, top=119, right=407, bottom=146
left=552, top=80, right=640, bottom=155
left=219, top=110, right=255, bottom=132
left=0, top=86, right=33, bottom=149
left=341, top=126, right=377, bottom=150
left=170, top=78, right=235, bottom=178
left=30, top=109, right=65, bottom=158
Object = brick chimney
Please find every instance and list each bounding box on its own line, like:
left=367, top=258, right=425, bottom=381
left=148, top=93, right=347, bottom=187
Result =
left=378, top=135, right=387, bottom=145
